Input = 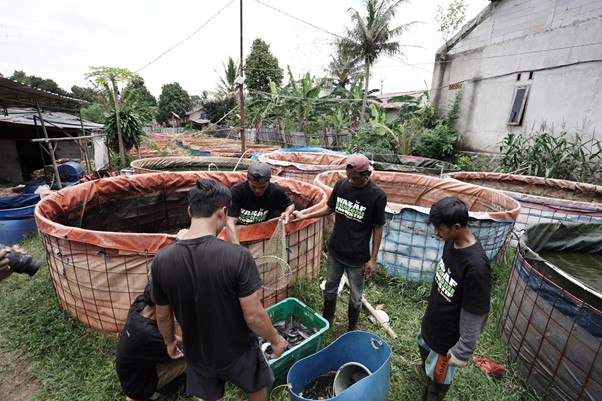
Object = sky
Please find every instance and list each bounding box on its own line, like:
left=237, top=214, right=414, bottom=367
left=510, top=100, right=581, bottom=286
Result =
left=0, top=0, right=489, bottom=98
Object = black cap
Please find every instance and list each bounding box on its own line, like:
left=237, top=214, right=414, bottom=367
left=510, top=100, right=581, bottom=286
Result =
left=247, top=162, right=272, bottom=182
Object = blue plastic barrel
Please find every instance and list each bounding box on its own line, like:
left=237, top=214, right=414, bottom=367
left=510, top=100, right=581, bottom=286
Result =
left=58, top=161, right=84, bottom=182
left=287, top=331, right=392, bottom=401
left=0, top=194, right=40, bottom=244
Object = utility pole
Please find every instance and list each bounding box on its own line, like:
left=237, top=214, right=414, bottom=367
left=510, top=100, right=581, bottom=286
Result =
left=239, top=0, right=246, bottom=153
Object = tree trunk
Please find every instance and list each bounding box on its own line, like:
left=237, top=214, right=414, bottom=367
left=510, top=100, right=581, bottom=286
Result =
left=113, top=85, right=126, bottom=166
left=360, top=63, right=371, bottom=125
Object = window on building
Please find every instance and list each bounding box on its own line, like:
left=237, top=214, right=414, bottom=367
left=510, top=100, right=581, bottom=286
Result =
left=508, top=85, right=530, bottom=126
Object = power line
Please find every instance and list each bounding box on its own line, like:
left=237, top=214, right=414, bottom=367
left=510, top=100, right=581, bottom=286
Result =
left=254, top=0, right=344, bottom=40
left=135, top=0, right=235, bottom=73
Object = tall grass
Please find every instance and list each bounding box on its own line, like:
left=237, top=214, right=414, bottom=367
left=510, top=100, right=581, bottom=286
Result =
left=0, top=235, right=539, bottom=401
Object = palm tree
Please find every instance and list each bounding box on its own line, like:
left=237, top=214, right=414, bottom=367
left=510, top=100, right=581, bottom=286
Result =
left=216, top=57, right=239, bottom=99
left=326, top=38, right=363, bottom=88
left=345, top=0, right=414, bottom=124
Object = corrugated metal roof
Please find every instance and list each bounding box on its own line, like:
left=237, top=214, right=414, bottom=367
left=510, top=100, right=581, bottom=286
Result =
left=0, top=76, right=85, bottom=109
left=0, top=107, right=103, bottom=130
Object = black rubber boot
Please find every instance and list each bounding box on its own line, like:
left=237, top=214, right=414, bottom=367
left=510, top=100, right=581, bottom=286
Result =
left=421, top=377, right=451, bottom=401
left=347, top=304, right=361, bottom=331
left=323, top=298, right=337, bottom=326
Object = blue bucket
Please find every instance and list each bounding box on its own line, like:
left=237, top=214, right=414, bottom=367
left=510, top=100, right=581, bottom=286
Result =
left=287, top=331, right=391, bottom=401
left=0, top=194, right=40, bottom=244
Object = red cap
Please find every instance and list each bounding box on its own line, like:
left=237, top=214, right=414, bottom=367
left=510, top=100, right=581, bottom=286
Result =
left=346, top=153, right=373, bottom=173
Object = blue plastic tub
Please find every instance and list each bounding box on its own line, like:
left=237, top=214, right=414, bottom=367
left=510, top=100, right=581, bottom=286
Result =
left=0, top=194, right=40, bottom=244
left=287, top=331, right=391, bottom=401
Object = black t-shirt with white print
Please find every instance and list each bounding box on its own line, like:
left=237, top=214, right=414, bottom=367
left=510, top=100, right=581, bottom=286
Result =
left=228, top=181, right=293, bottom=225
left=327, top=178, right=387, bottom=266
left=421, top=239, right=491, bottom=355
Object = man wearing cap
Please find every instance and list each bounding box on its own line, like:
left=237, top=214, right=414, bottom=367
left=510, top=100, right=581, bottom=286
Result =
left=225, top=161, right=295, bottom=244
left=292, top=153, right=387, bottom=331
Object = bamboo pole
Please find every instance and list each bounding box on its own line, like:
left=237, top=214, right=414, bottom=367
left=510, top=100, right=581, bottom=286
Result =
left=342, top=274, right=398, bottom=339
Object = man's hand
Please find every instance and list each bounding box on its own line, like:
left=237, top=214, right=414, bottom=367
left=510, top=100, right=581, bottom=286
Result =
left=364, top=259, right=377, bottom=278
left=166, top=336, right=184, bottom=359
left=269, top=335, right=288, bottom=359
left=0, top=245, right=26, bottom=282
left=279, top=211, right=291, bottom=224
left=0, top=248, right=13, bottom=282
left=291, top=211, right=305, bottom=221
left=447, top=349, right=468, bottom=368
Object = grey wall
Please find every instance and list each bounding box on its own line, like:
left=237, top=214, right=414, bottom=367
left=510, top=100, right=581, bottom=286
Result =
left=431, top=0, right=602, bottom=152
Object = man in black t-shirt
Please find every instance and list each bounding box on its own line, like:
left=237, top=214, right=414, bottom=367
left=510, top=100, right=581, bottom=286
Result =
left=151, top=179, right=287, bottom=401
left=116, top=283, right=186, bottom=401
left=293, top=153, right=387, bottom=331
left=418, top=196, right=491, bottom=401
left=225, top=161, right=295, bottom=244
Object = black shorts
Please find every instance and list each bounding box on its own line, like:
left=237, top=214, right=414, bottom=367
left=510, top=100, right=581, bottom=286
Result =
left=185, top=344, right=274, bottom=401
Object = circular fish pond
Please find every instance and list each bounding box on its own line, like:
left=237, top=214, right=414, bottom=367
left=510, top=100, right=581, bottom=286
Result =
left=258, top=151, right=348, bottom=184
left=448, top=172, right=602, bottom=233
left=366, top=153, right=461, bottom=175
left=499, top=222, right=602, bottom=400
left=314, top=171, right=521, bottom=281
left=130, top=156, right=252, bottom=174
left=34, top=172, right=327, bottom=334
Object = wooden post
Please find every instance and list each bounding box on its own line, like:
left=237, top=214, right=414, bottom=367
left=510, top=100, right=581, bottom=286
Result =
left=36, top=103, right=62, bottom=189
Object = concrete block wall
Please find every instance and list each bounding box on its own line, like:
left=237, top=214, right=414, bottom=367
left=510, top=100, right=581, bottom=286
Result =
left=432, top=0, right=602, bottom=153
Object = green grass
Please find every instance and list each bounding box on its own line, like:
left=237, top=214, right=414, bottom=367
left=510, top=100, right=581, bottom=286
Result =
left=0, top=235, right=539, bottom=401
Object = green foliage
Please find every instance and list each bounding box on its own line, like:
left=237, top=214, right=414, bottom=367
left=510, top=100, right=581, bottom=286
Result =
left=104, top=108, right=145, bottom=156
left=80, top=103, right=108, bottom=124
left=455, top=154, right=487, bottom=172
left=411, top=91, right=462, bottom=161
left=498, top=129, right=602, bottom=184
left=203, top=96, right=237, bottom=125
left=348, top=90, right=462, bottom=161
left=345, top=0, right=414, bottom=122
left=327, top=38, right=363, bottom=88
left=435, top=0, right=467, bottom=43
left=216, top=56, right=239, bottom=99
left=70, top=85, right=102, bottom=103
left=123, top=77, right=157, bottom=125
left=156, top=82, right=192, bottom=125
left=10, top=70, right=70, bottom=96
left=245, top=38, right=284, bottom=93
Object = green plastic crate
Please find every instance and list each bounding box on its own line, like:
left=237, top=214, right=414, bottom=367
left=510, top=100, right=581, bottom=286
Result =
left=266, top=297, right=330, bottom=387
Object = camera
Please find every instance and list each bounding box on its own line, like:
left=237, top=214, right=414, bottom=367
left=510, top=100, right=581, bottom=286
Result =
left=0, top=244, right=42, bottom=277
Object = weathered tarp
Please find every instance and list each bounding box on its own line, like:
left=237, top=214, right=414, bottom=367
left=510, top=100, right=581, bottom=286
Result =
left=314, top=171, right=521, bottom=281
left=448, top=172, right=602, bottom=233
left=500, top=222, right=602, bottom=401
left=130, top=156, right=252, bottom=174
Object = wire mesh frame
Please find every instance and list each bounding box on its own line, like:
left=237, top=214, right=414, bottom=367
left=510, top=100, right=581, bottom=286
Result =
left=41, top=233, right=149, bottom=334
left=379, top=208, right=515, bottom=282
left=499, top=250, right=602, bottom=401
left=512, top=197, right=602, bottom=233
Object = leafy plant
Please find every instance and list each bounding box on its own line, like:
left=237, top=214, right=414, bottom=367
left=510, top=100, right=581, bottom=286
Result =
left=498, top=128, right=602, bottom=184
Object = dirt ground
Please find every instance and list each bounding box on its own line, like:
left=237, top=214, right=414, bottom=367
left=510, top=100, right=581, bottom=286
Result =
left=0, top=334, right=37, bottom=401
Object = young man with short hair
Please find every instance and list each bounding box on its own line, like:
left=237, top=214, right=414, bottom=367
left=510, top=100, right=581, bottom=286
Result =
left=418, top=196, right=491, bottom=401
left=225, top=161, right=295, bottom=244
left=151, top=179, right=287, bottom=401
left=293, top=153, right=387, bottom=331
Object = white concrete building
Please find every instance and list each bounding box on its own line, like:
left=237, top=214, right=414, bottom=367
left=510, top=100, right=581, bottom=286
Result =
left=430, top=0, right=602, bottom=153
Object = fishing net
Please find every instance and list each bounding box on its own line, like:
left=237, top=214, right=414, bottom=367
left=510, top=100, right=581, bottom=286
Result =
left=255, top=220, right=291, bottom=290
